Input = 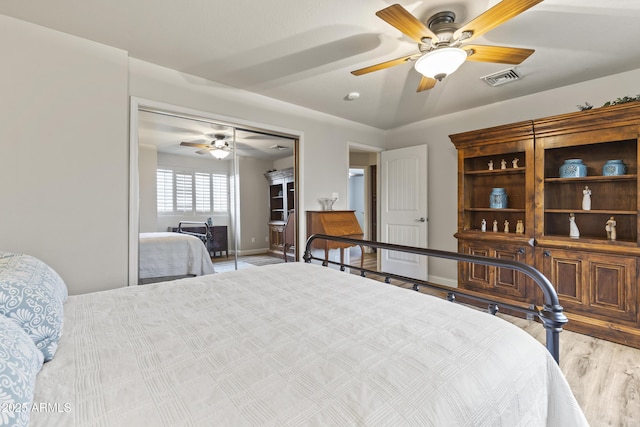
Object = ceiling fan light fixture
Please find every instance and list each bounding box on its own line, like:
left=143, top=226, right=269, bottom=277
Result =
left=414, top=47, right=467, bottom=81
left=210, top=149, right=230, bottom=159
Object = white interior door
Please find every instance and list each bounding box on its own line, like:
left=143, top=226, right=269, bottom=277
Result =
left=380, top=145, right=428, bottom=280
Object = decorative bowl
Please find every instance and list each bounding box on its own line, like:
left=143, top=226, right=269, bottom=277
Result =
left=318, top=198, right=337, bottom=211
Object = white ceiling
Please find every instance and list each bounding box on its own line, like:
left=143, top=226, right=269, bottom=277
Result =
left=138, top=110, right=295, bottom=161
left=3, top=0, right=640, bottom=132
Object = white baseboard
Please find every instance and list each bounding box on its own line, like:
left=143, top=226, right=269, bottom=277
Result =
left=427, top=275, right=458, bottom=288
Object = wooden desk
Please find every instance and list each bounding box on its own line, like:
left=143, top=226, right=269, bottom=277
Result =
left=306, top=210, right=364, bottom=268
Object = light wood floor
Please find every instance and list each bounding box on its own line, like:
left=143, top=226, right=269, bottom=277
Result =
left=218, top=252, right=640, bottom=425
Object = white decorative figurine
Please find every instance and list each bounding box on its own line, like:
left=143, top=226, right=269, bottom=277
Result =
left=488, top=160, right=494, bottom=171
left=515, top=220, right=524, bottom=234
left=569, top=213, right=580, bottom=239
left=512, top=158, right=519, bottom=168
left=493, top=220, right=498, bottom=232
left=481, top=218, right=487, bottom=232
left=500, top=159, right=507, bottom=170
left=582, top=186, right=591, bottom=210
left=504, top=219, right=509, bottom=233
left=606, top=216, right=617, bottom=240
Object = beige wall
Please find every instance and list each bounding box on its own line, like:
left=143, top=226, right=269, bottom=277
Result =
left=0, top=15, right=129, bottom=295
left=237, top=157, right=273, bottom=254
left=138, top=144, right=158, bottom=232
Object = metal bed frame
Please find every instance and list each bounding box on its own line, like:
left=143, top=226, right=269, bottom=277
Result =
left=304, top=234, right=568, bottom=364
left=177, top=221, right=211, bottom=246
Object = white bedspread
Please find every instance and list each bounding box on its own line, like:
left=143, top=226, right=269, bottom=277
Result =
left=138, top=232, right=215, bottom=279
left=33, top=263, right=587, bottom=426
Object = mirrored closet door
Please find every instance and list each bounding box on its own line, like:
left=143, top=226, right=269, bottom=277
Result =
left=134, top=106, right=297, bottom=284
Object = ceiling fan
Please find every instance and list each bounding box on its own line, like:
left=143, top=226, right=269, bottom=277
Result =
left=180, top=134, right=231, bottom=159
left=352, top=0, right=542, bottom=92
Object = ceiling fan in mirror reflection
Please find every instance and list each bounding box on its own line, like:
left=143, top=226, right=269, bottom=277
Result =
left=180, top=134, right=231, bottom=159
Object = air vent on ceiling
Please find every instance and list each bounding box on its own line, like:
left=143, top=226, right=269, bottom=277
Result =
left=481, top=68, right=522, bottom=87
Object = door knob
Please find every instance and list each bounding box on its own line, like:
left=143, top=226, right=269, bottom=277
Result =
left=417, top=217, right=426, bottom=222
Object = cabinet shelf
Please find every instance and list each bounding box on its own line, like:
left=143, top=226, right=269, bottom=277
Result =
left=545, top=174, right=636, bottom=183
left=465, top=168, right=525, bottom=176
left=544, top=209, right=637, bottom=215
left=540, top=235, right=637, bottom=247
left=466, top=208, right=526, bottom=213
left=455, top=230, right=531, bottom=241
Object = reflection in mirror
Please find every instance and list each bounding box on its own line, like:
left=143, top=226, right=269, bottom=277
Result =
left=136, top=109, right=296, bottom=283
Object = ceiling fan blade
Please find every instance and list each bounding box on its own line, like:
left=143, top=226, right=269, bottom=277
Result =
left=416, top=76, right=437, bottom=92
left=180, top=141, right=211, bottom=149
left=454, top=0, right=543, bottom=43
left=376, top=4, right=439, bottom=44
left=351, top=53, right=420, bottom=76
left=195, top=149, right=212, bottom=155
left=463, top=45, right=534, bottom=64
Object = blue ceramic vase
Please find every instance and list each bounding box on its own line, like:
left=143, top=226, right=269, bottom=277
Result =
left=559, top=159, right=587, bottom=178
left=489, top=188, right=508, bottom=209
left=602, top=160, right=626, bottom=176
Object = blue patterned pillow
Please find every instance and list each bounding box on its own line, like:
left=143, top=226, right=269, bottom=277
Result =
left=0, top=252, right=68, bottom=303
left=0, top=253, right=66, bottom=362
left=0, top=315, right=44, bottom=427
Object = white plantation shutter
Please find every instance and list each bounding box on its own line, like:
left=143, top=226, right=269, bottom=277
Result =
left=195, top=172, right=211, bottom=213
left=156, top=169, right=173, bottom=213
left=175, top=172, right=193, bottom=212
left=212, top=174, right=228, bottom=213
left=157, top=167, right=228, bottom=215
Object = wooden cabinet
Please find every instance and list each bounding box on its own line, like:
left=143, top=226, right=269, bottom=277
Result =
left=450, top=103, right=640, bottom=348
left=452, top=120, right=536, bottom=304
left=265, top=168, right=295, bottom=258
left=210, top=226, right=228, bottom=258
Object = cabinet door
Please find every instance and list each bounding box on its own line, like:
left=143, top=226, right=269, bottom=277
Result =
left=539, top=248, right=638, bottom=323
left=269, top=224, right=284, bottom=251
left=459, top=240, right=530, bottom=300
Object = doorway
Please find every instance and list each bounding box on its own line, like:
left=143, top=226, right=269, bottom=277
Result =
left=349, top=143, right=381, bottom=262
left=348, top=168, right=365, bottom=231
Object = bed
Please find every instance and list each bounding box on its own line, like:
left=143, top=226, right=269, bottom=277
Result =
left=0, top=236, right=588, bottom=426
left=138, top=222, right=215, bottom=282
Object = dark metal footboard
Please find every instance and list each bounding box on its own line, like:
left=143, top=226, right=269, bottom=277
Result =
left=177, top=221, right=211, bottom=246
left=303, top=234, right=567, bottom=364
